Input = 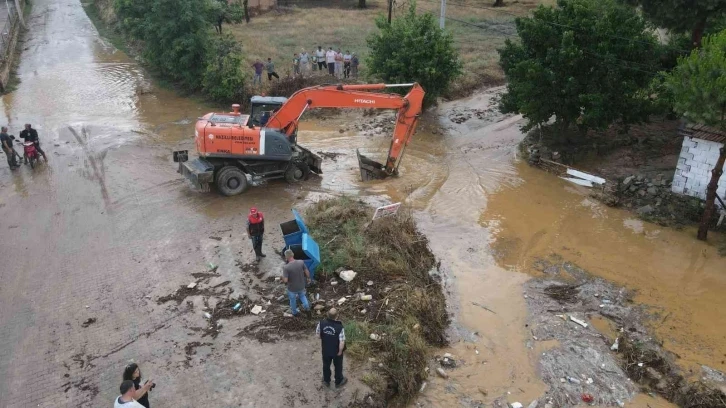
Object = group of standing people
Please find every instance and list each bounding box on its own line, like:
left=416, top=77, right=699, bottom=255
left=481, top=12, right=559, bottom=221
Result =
left=249, top=46, right=360, bottom=87
left=1, top=124, right=48, bottom=170
left=307, top=46, right=358, bottom=79
left=114, top=363, right=154, bottom=408
left=246, top=206, right=349, bottom=389
left=113, top=207, right=348, bottom=407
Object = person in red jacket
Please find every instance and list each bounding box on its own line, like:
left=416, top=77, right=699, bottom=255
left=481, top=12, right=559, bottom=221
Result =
left=247, top=207, right=266, bottom=261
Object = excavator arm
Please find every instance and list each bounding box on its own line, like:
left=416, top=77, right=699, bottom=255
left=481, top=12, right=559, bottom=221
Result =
left=266, top=83, right=425, bottom=181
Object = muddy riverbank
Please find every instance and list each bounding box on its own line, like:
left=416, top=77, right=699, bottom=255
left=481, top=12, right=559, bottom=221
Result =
left=0, top=0, right=725, bottom=406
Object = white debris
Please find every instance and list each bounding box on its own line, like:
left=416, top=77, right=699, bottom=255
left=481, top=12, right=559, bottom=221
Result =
left=586, top=378, right=593, bottom=384
left=203, top=312, right=212, bottom=319
left=527, top=400, right=538, bottom=408
left=360, top=294, right=373, bottom=301
left=611, top=337, right=620, bottom=351
left=419, top=381, right=427, bottom=393
left=339, top=270, right=357, bottom=282
left=444, top=353, right=453, bottom=359
left=283, top=312, right=293, bottom=317
left=367, top=280, right=374, bottom=286
left=569, top=316, right=589, bottom=328
left=510, top=403, right=523, bottom=408
left=337, top=297, right=347, bottom=305
left=250, top=305, right=263, bottom=315
left=370, top=333, right=381, bottom=341
left=638, top=362, right=644, bottom=367
left=436, top=368, right=448, bottom=378
left=360, top=309, right=367, bottom=314
left=187, top=282, right=197, bottom=289
left=330, top=280, right=338, bottom=286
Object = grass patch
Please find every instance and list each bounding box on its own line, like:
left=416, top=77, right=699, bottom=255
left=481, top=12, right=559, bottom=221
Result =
left=228, top=0, right=547, bottom=96
left=305, top=197, right=447, bottom=405
left=81, top=0, right=129, bottom=54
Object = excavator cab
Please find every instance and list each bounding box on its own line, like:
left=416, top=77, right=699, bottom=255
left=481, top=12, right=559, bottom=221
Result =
left=249, top=96, right=287, bottom=127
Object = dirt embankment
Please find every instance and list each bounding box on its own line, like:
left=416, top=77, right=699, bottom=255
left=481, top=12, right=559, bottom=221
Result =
left=520, top=255, right=726, bottom=408
left=519, top=118, right=725, bottom=233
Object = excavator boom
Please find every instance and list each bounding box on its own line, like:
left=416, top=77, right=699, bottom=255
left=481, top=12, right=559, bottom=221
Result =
left=267, top=83, right=425, bottom=180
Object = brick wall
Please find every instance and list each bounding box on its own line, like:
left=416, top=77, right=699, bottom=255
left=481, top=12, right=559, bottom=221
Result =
left=671, top=136, right=726, bottom=199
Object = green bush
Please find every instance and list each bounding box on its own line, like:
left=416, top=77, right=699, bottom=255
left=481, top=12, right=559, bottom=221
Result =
left=202, top=35, right=248, bottom=102
left=366, top=3, right=462, bottom=107
left=114, top=0, right=248, bottom=100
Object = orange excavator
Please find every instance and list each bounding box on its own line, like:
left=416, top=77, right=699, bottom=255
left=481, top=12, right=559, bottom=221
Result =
left=173, top=83, right=425, bottom=196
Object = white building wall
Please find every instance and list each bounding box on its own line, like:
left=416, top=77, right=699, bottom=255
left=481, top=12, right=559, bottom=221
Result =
left=671, top=136, right=726, bottom=200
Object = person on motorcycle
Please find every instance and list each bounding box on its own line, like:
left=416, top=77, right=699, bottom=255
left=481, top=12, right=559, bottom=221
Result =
left=0, top=126, right=19, bottom=169
left=19, top=123, right=47, bottom=163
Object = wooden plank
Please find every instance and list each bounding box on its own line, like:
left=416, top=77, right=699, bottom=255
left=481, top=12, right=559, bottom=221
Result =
left=566, top=168, right=606, bottom=185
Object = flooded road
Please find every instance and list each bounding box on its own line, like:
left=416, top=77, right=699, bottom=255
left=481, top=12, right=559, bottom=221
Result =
left=0, top=0, right=723, bottom=406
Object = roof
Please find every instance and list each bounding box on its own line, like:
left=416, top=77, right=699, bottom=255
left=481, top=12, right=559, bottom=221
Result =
left=680, top=123, right=726, bottom=144
left=250, top=96, right=288, bottom=104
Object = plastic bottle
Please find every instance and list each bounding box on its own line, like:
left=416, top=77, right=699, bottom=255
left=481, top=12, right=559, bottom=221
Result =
left=566, top=376, right=581, bottom=384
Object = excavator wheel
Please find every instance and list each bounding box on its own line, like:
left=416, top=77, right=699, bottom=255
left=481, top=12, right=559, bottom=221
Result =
left=215, top=166, right=249, bottom=196
left=285, top=161, right=310, bottom=184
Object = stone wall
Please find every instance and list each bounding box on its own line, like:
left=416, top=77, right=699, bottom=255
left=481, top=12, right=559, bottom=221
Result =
left=0, top=1, right=22, bottom=93
left=671, top=136, right=726, bottom=200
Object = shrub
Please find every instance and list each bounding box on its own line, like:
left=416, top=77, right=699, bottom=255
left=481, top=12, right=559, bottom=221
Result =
left=366, top=2, right=462, bottom=107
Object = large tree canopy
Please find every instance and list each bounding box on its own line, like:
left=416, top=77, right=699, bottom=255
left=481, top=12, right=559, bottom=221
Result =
left=499, top=0, right=660, bottom=133
left=621, top=0, right=726, bottom=47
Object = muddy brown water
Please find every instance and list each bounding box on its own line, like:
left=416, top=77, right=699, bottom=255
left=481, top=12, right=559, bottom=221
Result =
left=0, top=0, right=721, bottom=406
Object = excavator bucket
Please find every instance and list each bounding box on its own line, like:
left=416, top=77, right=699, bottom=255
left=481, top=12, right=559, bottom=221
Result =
left=357, top=149, right=389, bottom=181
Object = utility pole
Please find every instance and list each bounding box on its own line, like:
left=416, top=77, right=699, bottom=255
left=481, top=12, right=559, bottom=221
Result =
left=388, top=0, right=393, bottom=24
left=439, top=0, right=446, bottom=28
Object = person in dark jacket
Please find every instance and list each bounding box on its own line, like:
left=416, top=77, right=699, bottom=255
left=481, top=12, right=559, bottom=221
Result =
left=0, top=127, right=19, bottom=169
left=316, top=308, right=347, bottom=388
left=19, top=124, right=47, bottom=162
left=247, top=207, right=266, bottom=261
left=121, top=363, right=154, bottom=408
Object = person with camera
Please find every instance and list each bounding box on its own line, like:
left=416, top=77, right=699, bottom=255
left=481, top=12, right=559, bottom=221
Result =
left=122, top=363, right=154, bottom=408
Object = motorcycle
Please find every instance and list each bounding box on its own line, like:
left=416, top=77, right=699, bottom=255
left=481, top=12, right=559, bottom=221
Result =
left=18, top=140, right=40, bottom=169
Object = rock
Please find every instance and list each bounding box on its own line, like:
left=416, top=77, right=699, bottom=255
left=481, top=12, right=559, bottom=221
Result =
left=629, top=185, right=638, bottom=193
left=436, top=368, right=448, bottom=378
left=187, top=282, right=197, bottom=289
left=636, top=205, right=654, bottom=215
left=623, top=175, right=635, bottom=185
left=367, top=280, right=374, bottom=286
left=478, top=387, right=488, bottom=396
left=413, top=323, right=420, bottom=330
left=638, top=189, right=647, bottom=197
left=339, top=270, right=357, bottom=282
left=440, top=357, right=456, bottom=368
left=647, top=187, right=658, bottom=195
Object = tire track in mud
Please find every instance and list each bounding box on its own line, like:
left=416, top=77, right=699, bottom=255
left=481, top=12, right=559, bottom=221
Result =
left=67, top=125, right=111, bottom=208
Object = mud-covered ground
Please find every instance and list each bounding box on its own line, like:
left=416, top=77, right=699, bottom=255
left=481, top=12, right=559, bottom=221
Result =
left=1, top=0, right=725, bottom=407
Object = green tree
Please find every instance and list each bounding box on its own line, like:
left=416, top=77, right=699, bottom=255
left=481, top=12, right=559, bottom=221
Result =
left=620, top=0, right=726, bottom=48
left=208, top=0, right=245, bottom=34
left=114, top=0, right=153, bottom=38
left=366, top=3, right=462, bottom=107
left=202, top=35, right=248, bottom=102
left=499, top=0, right=660, bottom=133
left=666, top=30, right=726, bottom=240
